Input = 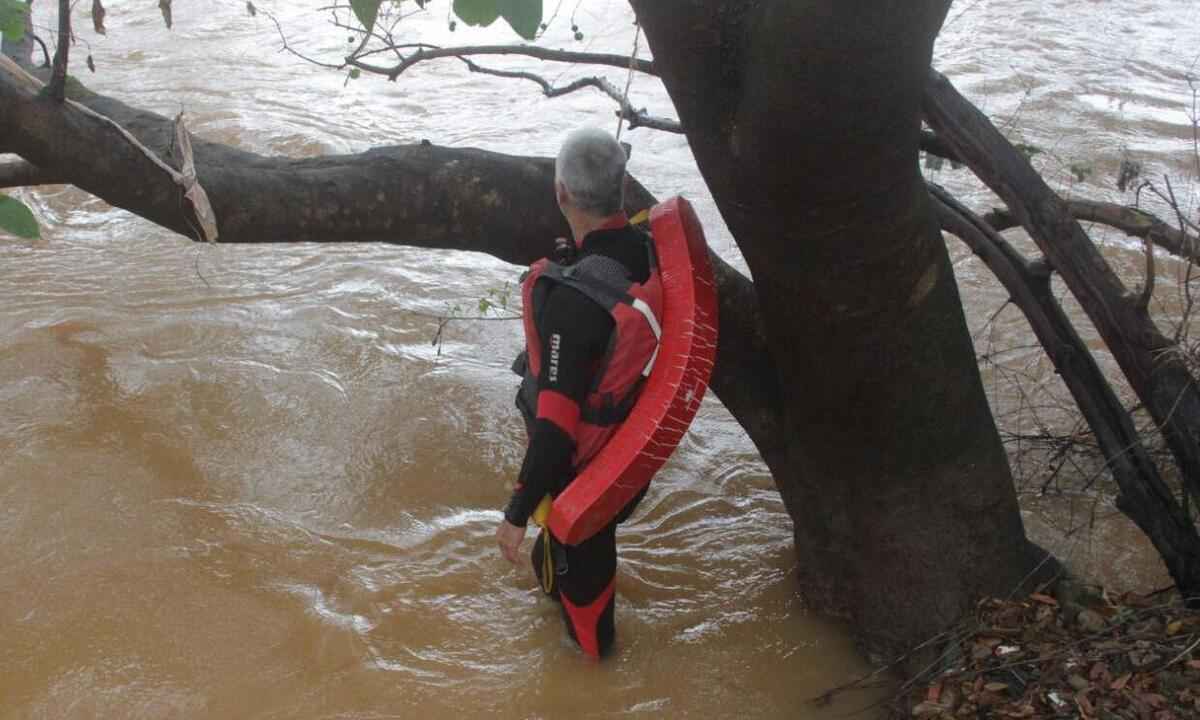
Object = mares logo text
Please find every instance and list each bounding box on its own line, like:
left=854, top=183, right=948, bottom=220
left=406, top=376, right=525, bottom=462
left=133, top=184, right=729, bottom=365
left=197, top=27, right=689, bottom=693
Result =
left=548, top=333, right=561, bottom=383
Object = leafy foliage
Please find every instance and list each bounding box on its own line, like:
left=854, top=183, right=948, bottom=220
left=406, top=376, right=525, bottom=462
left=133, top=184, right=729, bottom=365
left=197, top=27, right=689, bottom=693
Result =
left=350, top=0, right=382, bottom=32
left=453, top=0, right=542, bottom=40
left=0, top=0, right=29, bottom=43
left=0, top=194, right=40, bottom=240
left=344, top=0, right=541, bottom=41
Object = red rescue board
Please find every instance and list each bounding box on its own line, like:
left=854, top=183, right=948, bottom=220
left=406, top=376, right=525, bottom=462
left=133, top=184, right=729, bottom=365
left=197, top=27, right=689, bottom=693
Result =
left=547, top=196, right=719, bottom=546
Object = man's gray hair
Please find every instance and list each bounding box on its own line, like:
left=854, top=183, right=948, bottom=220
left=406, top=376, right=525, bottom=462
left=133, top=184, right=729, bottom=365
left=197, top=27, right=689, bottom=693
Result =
left=555, top=127, right=627, bottom=216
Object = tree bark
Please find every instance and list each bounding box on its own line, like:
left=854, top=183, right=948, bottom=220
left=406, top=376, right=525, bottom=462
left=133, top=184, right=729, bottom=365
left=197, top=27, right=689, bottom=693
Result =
left=630, top=0, right=1050, bottom=661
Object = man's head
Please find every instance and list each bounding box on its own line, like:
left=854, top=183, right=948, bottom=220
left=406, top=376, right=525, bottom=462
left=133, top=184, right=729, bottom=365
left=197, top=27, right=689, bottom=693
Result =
left=555, top=128, right=627, bottom=218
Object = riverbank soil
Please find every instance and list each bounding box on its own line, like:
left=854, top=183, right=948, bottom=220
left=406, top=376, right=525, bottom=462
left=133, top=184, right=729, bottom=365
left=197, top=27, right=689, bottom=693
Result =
left=887, top=587, right=1200, bottom=719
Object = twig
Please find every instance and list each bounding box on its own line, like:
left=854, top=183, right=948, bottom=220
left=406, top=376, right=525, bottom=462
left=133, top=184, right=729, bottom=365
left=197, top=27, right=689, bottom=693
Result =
left=614, top=22, right=641, bottom=141
left=48, top=0, right=69, bottom=101
left=32, top=33, right=50, bottom=68
left=1158, top=633, right=1200, bottom=671
left=345, top=44, right=656, bottom=81
left=264, top=10, right=345, bottom=70
left=457, top=59, right=682, bottom=133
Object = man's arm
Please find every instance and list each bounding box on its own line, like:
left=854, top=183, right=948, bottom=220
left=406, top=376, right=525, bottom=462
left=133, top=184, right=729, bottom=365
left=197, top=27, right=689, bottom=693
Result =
left=497, top=285, right=613, bottom=559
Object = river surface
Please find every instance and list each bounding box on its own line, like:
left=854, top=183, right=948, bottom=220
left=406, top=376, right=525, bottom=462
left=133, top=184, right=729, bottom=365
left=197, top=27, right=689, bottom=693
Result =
left=2, top=1, right=1198, bottom=718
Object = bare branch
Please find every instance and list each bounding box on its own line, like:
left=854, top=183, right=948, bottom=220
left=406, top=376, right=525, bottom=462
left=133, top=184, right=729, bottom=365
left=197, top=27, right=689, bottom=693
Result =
left=346, top=44, right=656, bottom=81
left=33, top=34, right=50, bottom=68
left=926, top=67, right=1200, bottom=519
left=264, top=10, right=345, bottom=70
left=0, top=158, right=65, bottom=187
left=931, top=180, right=1200, bottom=589
left=983, top=200, right=1200, bottom=266
left=458, top=58, right=681, bottom=133
left=48, top=0, right=69, bottom=101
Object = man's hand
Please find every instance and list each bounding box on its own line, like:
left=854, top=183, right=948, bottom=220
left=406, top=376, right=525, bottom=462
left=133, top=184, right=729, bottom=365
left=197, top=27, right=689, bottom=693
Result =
left=496, top=519, right=527, bottom=565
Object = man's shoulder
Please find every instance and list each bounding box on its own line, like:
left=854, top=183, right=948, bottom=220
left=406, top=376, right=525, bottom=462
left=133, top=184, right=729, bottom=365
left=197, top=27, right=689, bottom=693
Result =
left=543, top=280, right=612, bottom=317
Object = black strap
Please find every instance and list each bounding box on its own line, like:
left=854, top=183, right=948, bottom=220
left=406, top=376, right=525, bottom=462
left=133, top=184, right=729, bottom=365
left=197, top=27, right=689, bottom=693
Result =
left=580, top=379, right=645, bottom=427
left=539, top=257, right=633, bottom=310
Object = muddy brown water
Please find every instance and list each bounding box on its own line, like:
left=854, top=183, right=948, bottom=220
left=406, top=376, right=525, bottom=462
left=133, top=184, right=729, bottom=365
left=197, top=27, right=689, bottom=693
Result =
left=2, top=1, right=1198, bottom=717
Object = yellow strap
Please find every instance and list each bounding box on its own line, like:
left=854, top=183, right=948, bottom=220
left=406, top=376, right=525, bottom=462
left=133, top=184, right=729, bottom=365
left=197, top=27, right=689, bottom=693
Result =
left=532, top=496, right=555, bottom=594
left=629, top=208, right=650, bottom=226
left=540, top=529, right=555, bottom=594
left=531, top=495, right=552, bottom=528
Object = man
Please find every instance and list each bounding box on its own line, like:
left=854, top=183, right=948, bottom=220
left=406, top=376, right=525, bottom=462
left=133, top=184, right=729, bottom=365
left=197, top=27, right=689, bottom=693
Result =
left=495, top=127, right=661, bottom=658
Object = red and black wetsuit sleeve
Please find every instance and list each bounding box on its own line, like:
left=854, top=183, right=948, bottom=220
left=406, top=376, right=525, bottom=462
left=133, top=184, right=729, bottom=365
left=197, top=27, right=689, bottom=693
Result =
left=504, top=284, right=614, bottom=527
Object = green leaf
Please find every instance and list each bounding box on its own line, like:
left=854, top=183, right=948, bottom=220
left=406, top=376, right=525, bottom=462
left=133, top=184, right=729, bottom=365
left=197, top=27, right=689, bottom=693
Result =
left=452, top=0, right=500, bottom=27
left=350, top=0, right=383, bottom=31
left=0, top=0, right=30, bottom=43
left=497, top=0, right=541, bottom=39
left=0, top=194, right=40, bottom=240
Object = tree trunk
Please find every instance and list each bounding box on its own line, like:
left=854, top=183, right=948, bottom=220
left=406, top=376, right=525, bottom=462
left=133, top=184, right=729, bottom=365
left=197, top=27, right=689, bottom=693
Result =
left=630, top=0, right=1051, bottom=661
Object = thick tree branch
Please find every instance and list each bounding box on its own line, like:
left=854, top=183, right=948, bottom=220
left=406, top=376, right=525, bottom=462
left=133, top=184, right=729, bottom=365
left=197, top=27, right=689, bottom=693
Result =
left=1, top=56, right=216, bottom=239
left=345, top=44, right=656, bottom=81
left=0, top=57, right=784, bottom=468
left=0, top=158, right=65, bottom=187
left=927, top=127, right=1200, bottom=264
left=985, top=200, right=1200, bottom=266
left=932, top=181, right=1200, bottom=590
left=925, top=68, right=1200, bottom=545
left=920, top=129, right=962, bottom=163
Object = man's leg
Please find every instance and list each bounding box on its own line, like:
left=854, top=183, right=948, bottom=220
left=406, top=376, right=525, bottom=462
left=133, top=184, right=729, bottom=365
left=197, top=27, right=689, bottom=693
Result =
left=557, top=522, right=618, bottom=658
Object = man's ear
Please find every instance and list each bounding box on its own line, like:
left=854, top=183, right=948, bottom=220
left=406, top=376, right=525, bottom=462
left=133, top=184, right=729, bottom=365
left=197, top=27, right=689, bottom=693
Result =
left=555, top=180, right=571, bottom=209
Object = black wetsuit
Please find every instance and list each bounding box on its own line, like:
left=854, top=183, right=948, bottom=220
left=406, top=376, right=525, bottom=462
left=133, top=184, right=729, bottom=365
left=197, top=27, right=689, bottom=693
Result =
left=505, top=222, right=651, bottom=657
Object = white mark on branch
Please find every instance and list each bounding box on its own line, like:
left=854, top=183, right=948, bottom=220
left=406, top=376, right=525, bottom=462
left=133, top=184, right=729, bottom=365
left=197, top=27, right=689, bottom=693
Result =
left=173, top=112, right=219, bottom=243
